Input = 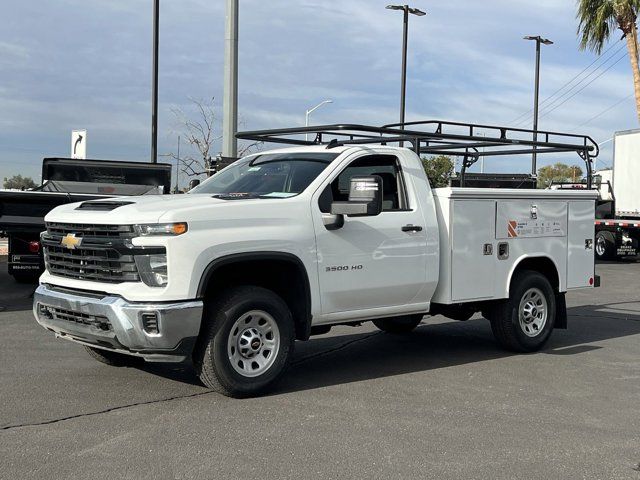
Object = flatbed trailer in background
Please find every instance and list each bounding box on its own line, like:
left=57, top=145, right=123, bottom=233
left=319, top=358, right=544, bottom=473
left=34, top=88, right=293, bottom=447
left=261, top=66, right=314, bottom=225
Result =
left=0, top=158, right=172, bottom=282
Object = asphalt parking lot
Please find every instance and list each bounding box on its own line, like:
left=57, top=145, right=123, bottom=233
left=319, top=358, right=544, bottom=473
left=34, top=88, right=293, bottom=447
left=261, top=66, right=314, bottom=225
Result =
left=1, top=258, right=639, bottom=480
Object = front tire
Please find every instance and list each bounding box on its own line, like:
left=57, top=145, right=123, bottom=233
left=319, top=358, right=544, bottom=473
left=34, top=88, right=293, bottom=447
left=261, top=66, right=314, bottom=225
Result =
left=194, top=286, right=295, bottom=398
left=372, top=315, right=423, bottom=334
left=489, top=270, right=555, bottom=352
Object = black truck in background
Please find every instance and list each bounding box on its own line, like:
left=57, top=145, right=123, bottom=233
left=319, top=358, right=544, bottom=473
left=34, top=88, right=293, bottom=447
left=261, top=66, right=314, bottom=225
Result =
left=0, top=158, right=172, bottom=282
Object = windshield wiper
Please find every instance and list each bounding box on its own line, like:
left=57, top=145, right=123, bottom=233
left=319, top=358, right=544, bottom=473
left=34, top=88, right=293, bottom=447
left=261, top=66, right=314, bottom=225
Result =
left=211, top=193, right=273, bottom=200
left=212, top=193, right=290, bottom=200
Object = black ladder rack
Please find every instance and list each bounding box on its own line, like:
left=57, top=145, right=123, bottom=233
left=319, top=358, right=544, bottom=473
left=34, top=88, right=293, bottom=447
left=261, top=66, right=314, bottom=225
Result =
left=236, top=120, right=599, bottom=188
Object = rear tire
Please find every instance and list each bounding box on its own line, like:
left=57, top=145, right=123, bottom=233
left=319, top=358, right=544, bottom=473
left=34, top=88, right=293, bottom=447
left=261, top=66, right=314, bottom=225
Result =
left=372, top=315, right=423, bottom=334
left=489, top=270, right=555, bottom=352
left=194, top=286, right=295, bottom=398
left=595, top=230, right=616, bottom=261
left=84, top=346, right=141, bottom=367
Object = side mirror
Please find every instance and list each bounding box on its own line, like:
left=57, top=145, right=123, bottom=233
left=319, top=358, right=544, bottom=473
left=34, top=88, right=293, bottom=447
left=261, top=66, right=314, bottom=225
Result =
left=330, top=175, right=383, bottom=217
left=188, top=179, right=201, bottom=191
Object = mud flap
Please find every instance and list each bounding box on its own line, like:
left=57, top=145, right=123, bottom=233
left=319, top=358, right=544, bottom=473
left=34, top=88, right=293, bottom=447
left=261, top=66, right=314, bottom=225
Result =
left=554, top=292, right=567, bottom=329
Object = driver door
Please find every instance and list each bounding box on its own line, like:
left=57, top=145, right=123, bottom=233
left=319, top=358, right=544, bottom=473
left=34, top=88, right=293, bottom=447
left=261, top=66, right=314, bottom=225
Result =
left=312, top=153, right=428, bottom=316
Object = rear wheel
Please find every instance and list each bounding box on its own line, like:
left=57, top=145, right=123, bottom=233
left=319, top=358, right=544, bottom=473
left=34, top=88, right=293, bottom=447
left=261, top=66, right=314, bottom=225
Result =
left=372, top=315, right=423, bottom=334
left=84, top=346, right=141, bottom=367
left=194, top=286, right=295, bottom=398
left=489, top=270, right=555, bottom=352
left=595, top=230, right=616, bottom=261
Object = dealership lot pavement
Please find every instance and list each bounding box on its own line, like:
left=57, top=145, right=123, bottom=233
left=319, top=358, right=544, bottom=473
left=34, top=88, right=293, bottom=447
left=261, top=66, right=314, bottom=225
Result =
left=1, top=257, right=639, bottom=479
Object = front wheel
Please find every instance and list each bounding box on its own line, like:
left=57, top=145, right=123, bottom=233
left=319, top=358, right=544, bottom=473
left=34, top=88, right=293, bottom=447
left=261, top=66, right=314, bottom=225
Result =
left=194, top=286, right=295, bottom=398
left=372, top=315, right=423, bottom=334
left=489, top=270, right=556, bottom=352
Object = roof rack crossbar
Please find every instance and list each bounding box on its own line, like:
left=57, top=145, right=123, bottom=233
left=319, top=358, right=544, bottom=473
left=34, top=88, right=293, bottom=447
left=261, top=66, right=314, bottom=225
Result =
left=238, top=121, right=597, bottom=155
left=237, top=121, right=598, bottom=186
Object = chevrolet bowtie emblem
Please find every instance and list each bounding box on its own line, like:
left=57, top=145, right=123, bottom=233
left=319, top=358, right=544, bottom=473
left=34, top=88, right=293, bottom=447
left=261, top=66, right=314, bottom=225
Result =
left=61, top=233, right=82, bottom=250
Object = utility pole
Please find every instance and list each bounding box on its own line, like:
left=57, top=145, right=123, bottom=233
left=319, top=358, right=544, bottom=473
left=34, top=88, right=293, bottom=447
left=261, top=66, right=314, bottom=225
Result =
left=222, top=0, right=239, bottom=161
left=151, top=0, right=159, bottom=163
left=524, top=35, right=553, bottom=176
left=386, top=4, right=426, bottom=134
left=175, top=135, right=180, bottom=193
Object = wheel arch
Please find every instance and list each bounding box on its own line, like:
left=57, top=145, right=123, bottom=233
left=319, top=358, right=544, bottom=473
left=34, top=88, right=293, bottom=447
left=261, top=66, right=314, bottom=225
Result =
left=197, top=252, right=313, bottom=341
left=507, top=255, right=566, bottom=330
left=507, top=255, right=561, bottom=294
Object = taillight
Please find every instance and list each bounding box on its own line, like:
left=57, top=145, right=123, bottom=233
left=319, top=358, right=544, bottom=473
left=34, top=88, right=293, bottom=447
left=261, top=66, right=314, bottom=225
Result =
left=28, top=241, right=40, bottom=253
left=589, top=277, right=594, bottom=286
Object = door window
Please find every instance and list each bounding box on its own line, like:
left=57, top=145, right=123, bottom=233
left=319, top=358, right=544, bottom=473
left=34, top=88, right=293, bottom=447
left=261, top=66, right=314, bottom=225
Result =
left=319, top=155, right=408, bottom=213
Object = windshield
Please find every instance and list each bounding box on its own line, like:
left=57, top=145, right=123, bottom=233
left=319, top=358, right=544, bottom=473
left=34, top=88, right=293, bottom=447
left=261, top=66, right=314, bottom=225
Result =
left=191, top=152, right=338, bottom=198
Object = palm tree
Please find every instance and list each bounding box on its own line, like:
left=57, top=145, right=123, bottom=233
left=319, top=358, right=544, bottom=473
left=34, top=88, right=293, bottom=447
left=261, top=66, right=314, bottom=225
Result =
left=577, top=0, right=640, bottom=123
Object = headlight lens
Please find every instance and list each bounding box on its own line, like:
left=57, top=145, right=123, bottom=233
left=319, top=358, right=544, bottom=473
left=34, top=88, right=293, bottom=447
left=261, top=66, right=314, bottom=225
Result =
left=134, top=223, right=187, bottom=236
left=135, top=254, right=168, bottom=287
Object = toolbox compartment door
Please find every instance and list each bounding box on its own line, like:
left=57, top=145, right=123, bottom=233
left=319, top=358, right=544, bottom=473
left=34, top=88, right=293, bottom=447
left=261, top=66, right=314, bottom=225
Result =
left=451, top=200, right=496, bottom=301
left=567, top=200, right=595, bottom=289
left=496, top=200, right=567, bottom=240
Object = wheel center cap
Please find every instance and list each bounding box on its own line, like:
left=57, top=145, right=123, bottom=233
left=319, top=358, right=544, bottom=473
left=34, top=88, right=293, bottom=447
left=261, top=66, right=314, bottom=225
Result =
left=251, top=339, right=261, bottom=350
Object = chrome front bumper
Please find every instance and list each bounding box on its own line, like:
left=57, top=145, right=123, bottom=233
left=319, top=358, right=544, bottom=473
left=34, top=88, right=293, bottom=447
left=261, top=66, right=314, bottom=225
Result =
left=33, top=284, right=203, bottom=362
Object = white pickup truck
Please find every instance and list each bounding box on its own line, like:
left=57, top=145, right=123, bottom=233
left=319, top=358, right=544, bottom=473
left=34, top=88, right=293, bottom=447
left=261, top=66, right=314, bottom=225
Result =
left=33, top=122, right=600, bottom=397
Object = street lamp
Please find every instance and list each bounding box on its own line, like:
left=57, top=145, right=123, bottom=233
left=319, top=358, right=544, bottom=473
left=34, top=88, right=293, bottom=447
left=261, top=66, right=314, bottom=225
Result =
left=305, top=100, right=333, bottom=141
left=222, top=0, right=239, bottom=161
left=386, top=4, right=426, bottom=135
left=524, top=35, right=553, bottom=175
left=151, top=0, right=160, bottom=163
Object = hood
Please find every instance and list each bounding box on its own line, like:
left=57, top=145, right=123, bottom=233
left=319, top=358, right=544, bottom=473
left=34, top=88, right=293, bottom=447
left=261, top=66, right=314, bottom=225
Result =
left=44, top=194, right=229, bottom=225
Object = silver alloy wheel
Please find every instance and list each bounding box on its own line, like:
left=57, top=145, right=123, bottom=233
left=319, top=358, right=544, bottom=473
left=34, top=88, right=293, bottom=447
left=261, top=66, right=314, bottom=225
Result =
left=595, top=234, right=606, bottom=257
left=518, top=287, right=548, bottom=337
left=227, top=310, right=280, bottom=378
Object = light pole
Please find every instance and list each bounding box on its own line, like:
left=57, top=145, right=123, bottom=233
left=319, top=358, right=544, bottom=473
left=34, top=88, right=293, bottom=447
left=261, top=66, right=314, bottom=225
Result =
left=386, top=4, right=426, bottom=134
left=175, top=135, right=180, bottom=193
left=524, top=35, right=553, bottom=175
left=151, top=0, right=159, bottom=163
left=222, top=0, right=239, bottom=161
left=305, top=100, right=333, bottom=141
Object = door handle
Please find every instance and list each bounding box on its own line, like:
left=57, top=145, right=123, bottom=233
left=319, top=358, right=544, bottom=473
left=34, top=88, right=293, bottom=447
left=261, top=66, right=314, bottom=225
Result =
left=402, top=224, right=423, bottom=232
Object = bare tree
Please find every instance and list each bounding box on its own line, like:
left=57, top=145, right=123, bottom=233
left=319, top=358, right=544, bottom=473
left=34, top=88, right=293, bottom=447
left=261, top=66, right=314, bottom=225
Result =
left=165, top=97, right=262, bottom=179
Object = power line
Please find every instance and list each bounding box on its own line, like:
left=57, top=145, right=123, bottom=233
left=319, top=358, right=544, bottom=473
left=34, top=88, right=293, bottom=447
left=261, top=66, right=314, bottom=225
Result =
left=510, top=40, right=625, bottom=125
left=521, top=48, right=628, bottom=124
left=537, top=51, right=628, bottom=121
left=515, top=48, right=628, bottom=127
left=577, top=93, right=634, bottom=127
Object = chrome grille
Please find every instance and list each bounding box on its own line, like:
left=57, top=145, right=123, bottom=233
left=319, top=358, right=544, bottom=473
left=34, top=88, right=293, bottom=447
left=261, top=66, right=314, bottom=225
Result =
left=42, top=222, right=142, bottom=283
left=45, top=222, right=135, bottom=238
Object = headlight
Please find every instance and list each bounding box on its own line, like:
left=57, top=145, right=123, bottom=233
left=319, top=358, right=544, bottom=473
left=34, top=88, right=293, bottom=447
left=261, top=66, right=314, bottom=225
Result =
left=135, top=254, right=168, bottom=287
left=134, top=223, right=187, bottom=236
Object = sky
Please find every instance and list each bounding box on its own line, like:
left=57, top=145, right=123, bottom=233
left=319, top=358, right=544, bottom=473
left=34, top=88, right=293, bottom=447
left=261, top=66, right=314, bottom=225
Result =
left=0, top=0, right=637, bottom=186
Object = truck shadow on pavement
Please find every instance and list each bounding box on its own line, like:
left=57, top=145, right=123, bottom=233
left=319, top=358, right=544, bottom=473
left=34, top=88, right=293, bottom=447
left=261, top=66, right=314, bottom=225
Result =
left=140, top=302, right=640, bottom=395
left=274, top=303, right=640, bottom=394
